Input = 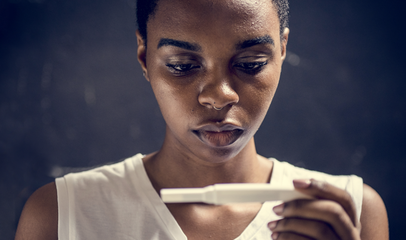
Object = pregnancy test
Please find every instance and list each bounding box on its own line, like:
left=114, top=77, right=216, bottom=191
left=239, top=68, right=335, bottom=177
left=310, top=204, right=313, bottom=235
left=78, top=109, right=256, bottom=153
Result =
left=161, top=183, right=311, bottom=205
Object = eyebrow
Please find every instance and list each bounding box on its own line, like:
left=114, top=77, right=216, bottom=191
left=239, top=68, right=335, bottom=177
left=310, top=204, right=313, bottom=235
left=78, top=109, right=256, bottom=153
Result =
left=157, top=38, right=202, bottom=52
left=236, top=35, right=275, bottom=50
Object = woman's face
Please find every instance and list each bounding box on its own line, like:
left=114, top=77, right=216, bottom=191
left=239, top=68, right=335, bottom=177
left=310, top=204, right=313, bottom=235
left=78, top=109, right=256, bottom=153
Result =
left=137, top=0, right=288, bottom=163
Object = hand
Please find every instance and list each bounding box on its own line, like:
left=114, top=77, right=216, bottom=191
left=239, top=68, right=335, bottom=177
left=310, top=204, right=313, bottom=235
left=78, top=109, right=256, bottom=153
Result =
left=268, top=179, right=361, bottom=240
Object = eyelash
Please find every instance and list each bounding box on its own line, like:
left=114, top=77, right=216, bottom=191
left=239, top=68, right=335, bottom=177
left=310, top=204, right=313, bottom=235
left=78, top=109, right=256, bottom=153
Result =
left=233, top=61, right=268, bottom=75
left=166, top=60, right=268, bottom=76
left=166, top=63, right=200, bottom=76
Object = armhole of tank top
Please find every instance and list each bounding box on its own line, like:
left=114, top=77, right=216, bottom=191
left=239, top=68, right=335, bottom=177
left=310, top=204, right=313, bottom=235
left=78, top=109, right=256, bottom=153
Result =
left=56, top=177, right=71, bottom=240
left=348, top=175, right=364, bottom=221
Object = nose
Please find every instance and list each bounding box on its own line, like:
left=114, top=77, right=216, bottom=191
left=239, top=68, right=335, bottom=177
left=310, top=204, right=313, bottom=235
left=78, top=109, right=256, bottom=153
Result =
left=198, top=77, right=239, bottom=110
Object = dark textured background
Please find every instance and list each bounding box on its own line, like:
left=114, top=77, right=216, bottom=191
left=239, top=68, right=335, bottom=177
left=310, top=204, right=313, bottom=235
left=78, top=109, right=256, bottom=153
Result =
left=1, top=0, right=405, bottom=239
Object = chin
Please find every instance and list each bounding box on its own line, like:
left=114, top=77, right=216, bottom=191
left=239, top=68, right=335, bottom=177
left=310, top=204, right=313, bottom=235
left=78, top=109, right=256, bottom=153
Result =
left=197, top=140, right=249, bottom=165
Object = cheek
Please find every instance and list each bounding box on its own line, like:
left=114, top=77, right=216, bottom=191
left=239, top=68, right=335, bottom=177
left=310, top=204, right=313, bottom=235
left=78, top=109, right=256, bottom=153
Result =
left=150, top=77, right=198, bottom=123
left=240, top=69, right=280, bottom=124
left=248, top=70, right=280, bottom=104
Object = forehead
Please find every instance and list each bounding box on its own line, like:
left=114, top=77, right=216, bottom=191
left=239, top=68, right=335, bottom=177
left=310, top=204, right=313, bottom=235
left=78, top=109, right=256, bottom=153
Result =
left=147, top=0, right=280, bottom=47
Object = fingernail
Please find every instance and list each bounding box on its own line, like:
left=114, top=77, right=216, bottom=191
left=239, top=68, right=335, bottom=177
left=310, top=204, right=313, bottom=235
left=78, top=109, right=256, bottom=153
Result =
left=271, top=232, right=279, bottom=240
left=273, top=203, right=284, bottom=215
left=268, top=221, right=277, bottom=230
left=293, top=179, right=311, bottom=188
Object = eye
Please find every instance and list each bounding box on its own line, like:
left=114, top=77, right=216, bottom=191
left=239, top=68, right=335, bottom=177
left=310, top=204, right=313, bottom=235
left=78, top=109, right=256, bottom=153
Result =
left=166, top=63, right=200, bottom=76
left=233, top=61, right=268, bottom=75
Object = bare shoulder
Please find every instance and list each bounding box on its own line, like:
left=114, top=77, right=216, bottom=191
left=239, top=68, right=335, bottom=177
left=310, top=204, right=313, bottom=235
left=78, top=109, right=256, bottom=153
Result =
left=360, top=183, right=389, bottom=240
left=15, top=182, right=58, bottom=240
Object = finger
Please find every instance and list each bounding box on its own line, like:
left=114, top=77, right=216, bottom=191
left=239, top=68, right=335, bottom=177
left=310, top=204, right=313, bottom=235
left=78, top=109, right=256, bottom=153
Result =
left=274, top=199, right=359, bottom=240
left=271, top=231, right=314, bottom=240
left=293, top=179, right=358, bottom=228
left=269, top=218, right=340, bottom=240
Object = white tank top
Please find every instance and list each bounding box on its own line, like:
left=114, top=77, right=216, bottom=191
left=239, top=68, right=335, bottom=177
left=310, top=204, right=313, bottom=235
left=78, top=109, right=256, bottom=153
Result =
left=56, top=153, right=363, bottom=240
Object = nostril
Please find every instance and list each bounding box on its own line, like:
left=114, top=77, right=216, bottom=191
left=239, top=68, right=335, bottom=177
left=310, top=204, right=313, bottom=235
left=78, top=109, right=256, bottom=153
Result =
left=212, top=105, right=223, bottom=111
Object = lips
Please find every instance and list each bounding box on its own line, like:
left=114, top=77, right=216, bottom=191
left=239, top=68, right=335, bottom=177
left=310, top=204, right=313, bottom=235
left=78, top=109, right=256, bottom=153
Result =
left=193, top=124, right=244, bottom=147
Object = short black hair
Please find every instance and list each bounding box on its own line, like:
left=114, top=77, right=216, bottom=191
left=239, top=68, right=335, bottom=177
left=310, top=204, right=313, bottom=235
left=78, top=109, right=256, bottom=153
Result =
left=136, top=0, right=289, bottom=45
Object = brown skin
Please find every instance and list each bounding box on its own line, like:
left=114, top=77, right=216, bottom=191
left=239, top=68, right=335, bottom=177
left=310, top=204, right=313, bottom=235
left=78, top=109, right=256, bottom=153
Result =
left=141, top=0, right=284, bottom=170
left=15, top=182, right=57, bottom=240
left=15, top=0, right=389, bottom=239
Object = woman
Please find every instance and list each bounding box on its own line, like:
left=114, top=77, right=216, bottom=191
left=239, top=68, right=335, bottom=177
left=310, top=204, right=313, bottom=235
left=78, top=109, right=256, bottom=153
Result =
left=15, top=0, right=388, bottom=239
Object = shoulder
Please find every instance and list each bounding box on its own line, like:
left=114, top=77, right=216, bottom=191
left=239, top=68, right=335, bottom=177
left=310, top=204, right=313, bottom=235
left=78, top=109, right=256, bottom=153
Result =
left=60, top=156, right=142, bottom=195
left=15, top=182, right=58, bottom=240
left=360, top=184, right=389, bottom=239
left=64, top=154, right=142, bottom=185
left=273, top=159, right=361, bottom=189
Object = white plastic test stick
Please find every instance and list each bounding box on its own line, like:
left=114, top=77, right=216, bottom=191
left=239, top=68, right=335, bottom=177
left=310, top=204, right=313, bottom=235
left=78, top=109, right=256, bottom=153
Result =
left=161, top=183, right=311, bottom=205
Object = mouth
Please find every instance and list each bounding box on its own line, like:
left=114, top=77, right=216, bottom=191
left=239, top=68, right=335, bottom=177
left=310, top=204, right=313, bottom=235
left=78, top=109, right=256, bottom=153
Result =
left=193, top=124, right=244, bottom=147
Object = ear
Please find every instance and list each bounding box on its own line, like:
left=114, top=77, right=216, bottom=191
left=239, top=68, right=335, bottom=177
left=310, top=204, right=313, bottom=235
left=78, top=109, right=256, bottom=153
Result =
left=136, top=30, right=149, bottom=81
left=280, top=28, right=290, bottom=61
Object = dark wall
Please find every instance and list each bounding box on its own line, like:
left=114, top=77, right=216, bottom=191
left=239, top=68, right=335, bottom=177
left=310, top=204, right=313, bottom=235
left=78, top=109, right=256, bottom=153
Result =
left=1, top=0, right=405, bottom=238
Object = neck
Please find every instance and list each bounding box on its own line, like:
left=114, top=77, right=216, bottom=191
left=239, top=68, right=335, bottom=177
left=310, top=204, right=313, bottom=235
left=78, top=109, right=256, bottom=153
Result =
left=142, top=136, right=273, bottom=192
